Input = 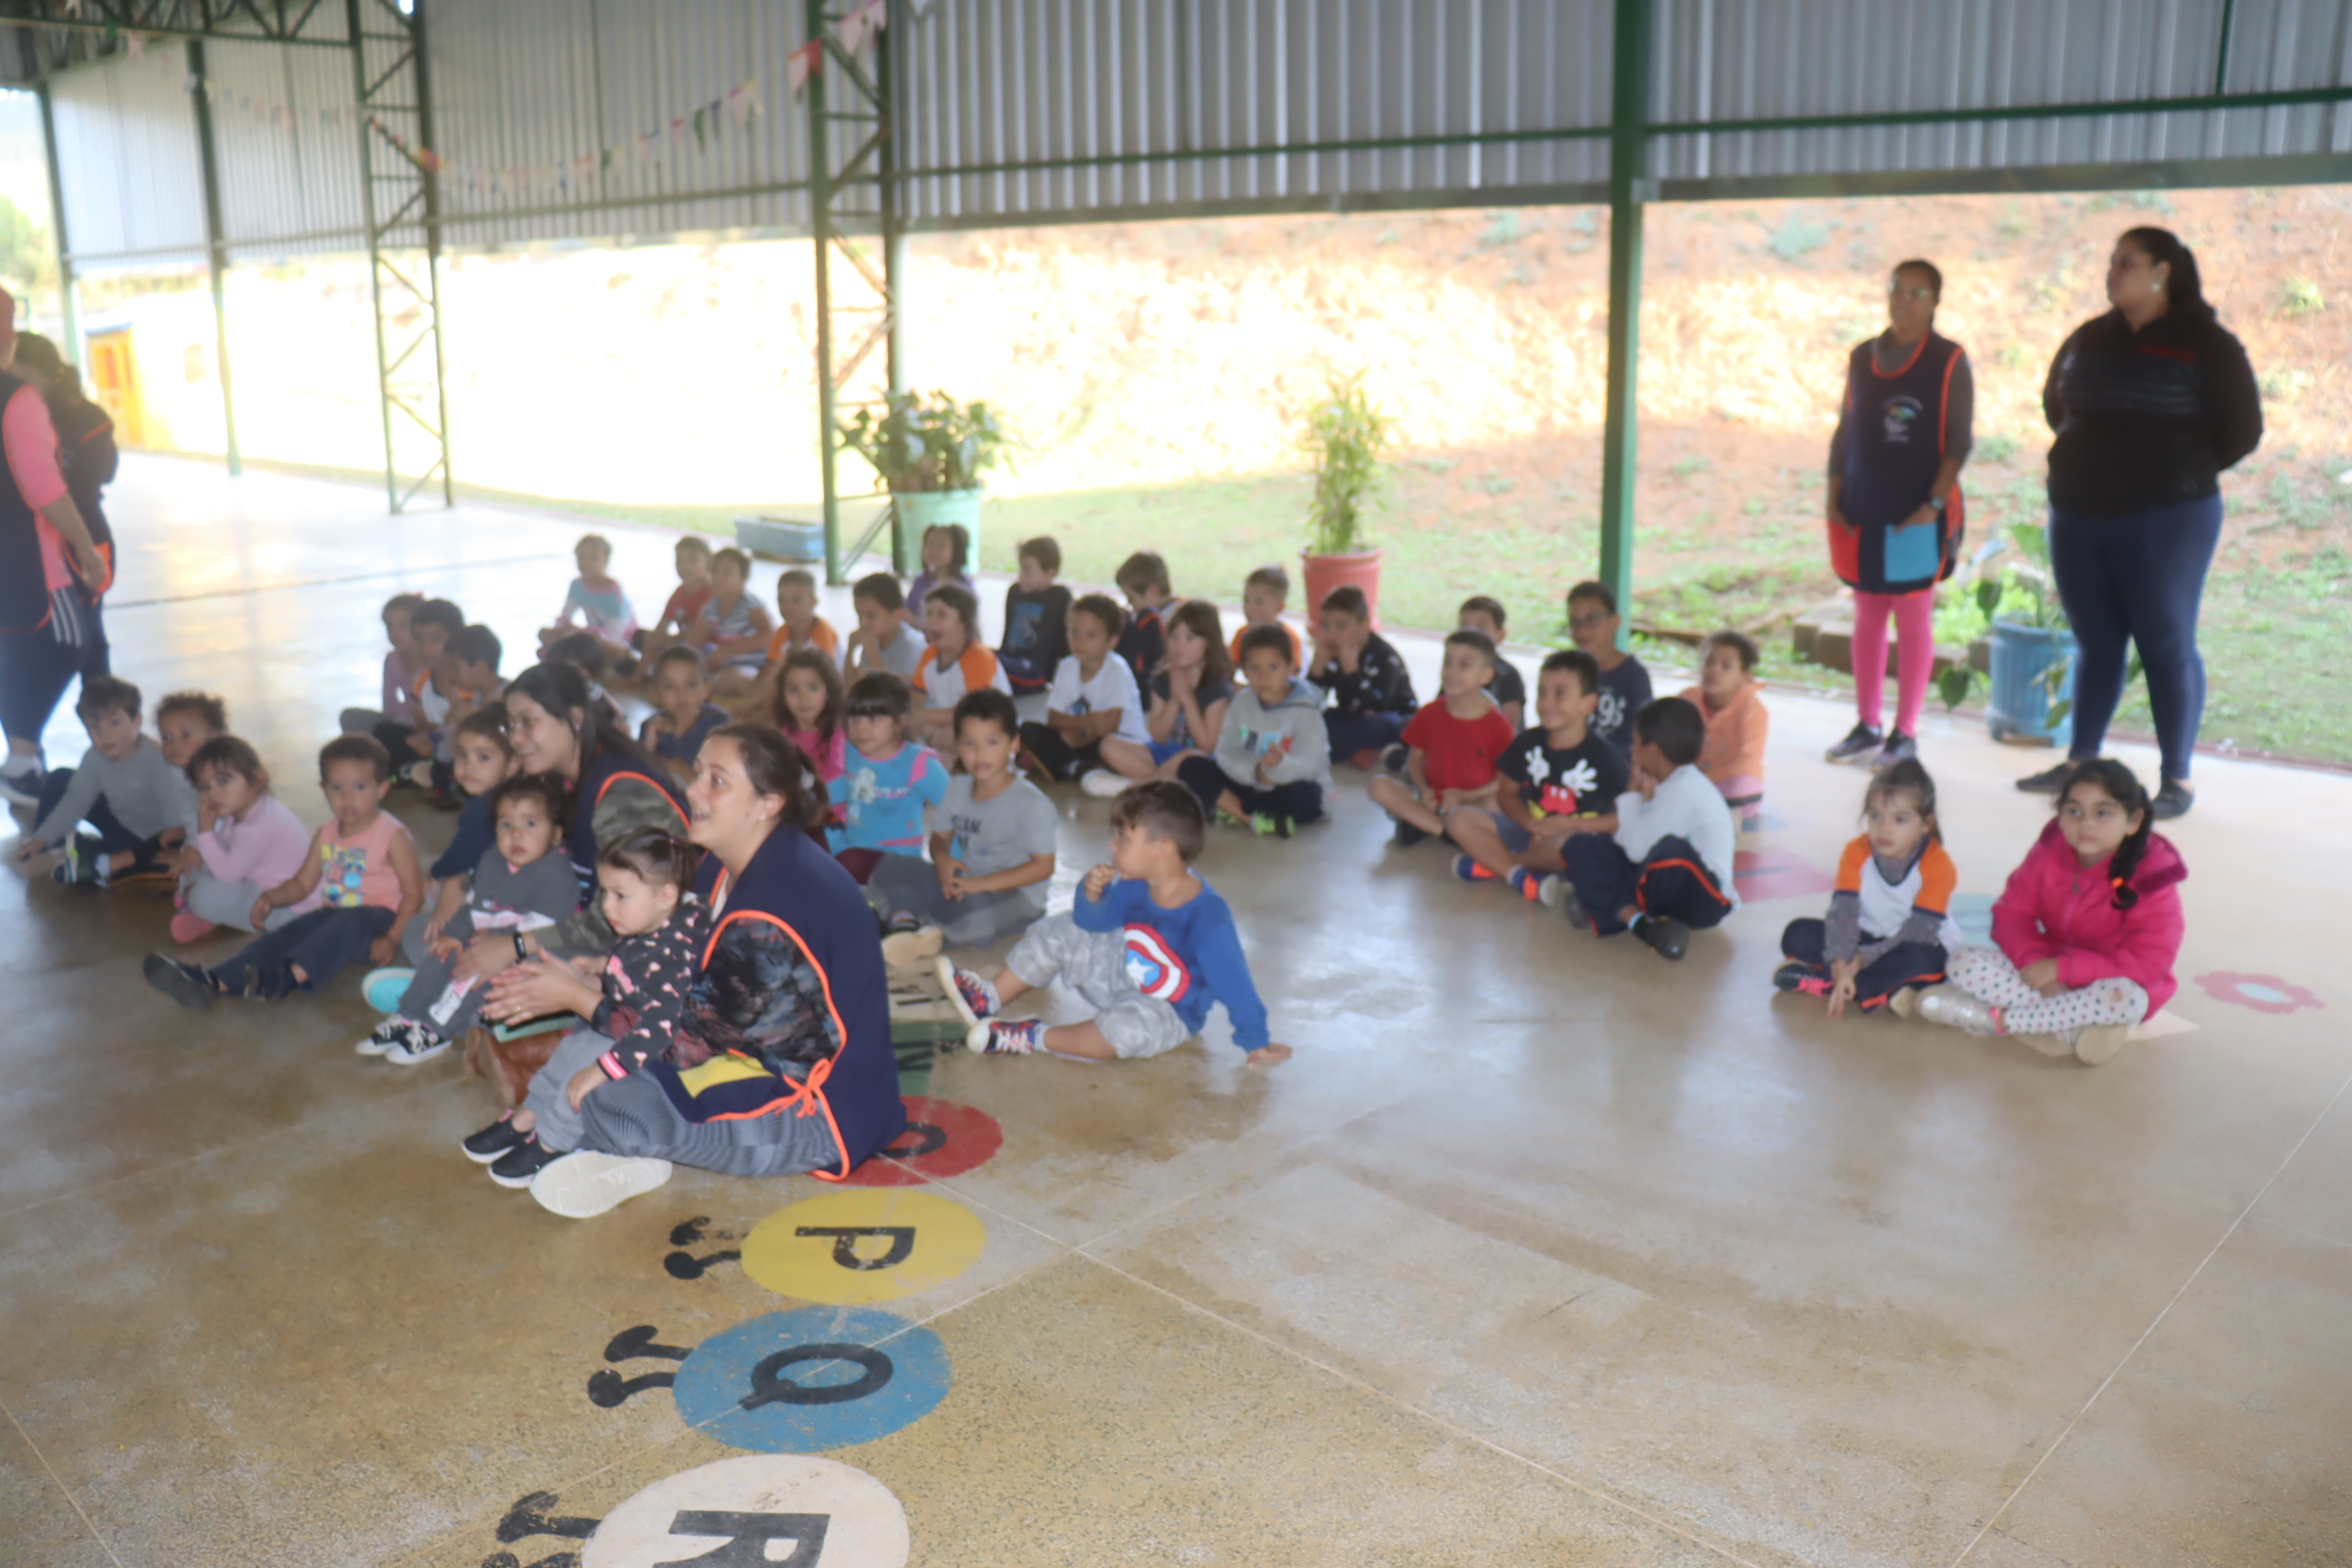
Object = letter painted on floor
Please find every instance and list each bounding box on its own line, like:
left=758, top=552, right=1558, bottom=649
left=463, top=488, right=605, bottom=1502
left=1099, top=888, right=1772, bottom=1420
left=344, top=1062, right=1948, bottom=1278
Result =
left=741, top=1189, right=984, bottom=1303
left=841, top=1096, right=1004, bottom=1187
left=670, top=1308, right=950, bottom=1454
left=583, top=1454, right=908, bottom=1568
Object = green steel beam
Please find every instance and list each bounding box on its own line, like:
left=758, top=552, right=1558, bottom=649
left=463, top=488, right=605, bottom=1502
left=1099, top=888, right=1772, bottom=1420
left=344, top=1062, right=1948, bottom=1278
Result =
left=880, top=0, right=908, bottom=577
left=186, top=37, right=240, bottom=475
left=2214, top=0, right=2238, bottom=95
left=32, top=77, right=78, bottom=368
left=808, top=0, right=844, bottom=586
left=1596, top=0, right=1650, bottom=632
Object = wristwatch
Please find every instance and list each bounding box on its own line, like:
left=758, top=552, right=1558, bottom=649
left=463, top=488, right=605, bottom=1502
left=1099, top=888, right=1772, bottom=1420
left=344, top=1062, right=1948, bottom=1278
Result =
left=1928, top=496, right=1947, bottom=516
left=512, top=932, right=530, bottom=962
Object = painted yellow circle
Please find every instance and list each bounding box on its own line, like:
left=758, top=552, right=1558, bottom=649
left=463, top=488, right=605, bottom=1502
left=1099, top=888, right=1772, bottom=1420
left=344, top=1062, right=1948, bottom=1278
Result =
left=741, top=1188, right=987, bottom=1304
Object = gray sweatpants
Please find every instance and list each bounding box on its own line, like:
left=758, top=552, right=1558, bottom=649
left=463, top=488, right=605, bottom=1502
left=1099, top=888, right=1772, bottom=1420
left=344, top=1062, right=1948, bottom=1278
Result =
left=180, top=868, right=298, bottom=935
left=1005, top=912, right=1192, bottom=1059
left=867, top=851, right=1044, bottom=948
left=522, top=1027, right=612, bottom=1154
left=392, top=910, right=493, bottom=1037
left=527, top=1027, right=846, bottom=1179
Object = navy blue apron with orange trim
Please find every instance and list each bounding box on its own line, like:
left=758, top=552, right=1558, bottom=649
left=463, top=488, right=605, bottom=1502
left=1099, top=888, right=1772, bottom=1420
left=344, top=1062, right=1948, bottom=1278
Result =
left=1832, top=331, right=1967, bottom=596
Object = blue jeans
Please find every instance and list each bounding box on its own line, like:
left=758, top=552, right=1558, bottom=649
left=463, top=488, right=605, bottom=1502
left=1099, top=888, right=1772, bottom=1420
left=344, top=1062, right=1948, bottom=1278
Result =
left=2049, top=494, right=2225, bottom=781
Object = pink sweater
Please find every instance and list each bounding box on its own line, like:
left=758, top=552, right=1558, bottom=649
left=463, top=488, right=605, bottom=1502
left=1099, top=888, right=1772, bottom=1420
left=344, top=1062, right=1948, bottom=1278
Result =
left=1989, top=818, right=2187, bottom=1012
left=193, top=795, right=313, bottom=892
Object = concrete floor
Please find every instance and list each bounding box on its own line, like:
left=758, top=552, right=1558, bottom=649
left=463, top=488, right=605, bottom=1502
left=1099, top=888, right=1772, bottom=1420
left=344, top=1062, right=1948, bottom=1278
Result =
left=4, top=457, right=2348, bottom=1568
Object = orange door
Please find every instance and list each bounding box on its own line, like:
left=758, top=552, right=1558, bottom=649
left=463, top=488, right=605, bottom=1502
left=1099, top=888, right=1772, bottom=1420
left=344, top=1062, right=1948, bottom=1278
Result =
left=86, top=332, right=146, bottom=449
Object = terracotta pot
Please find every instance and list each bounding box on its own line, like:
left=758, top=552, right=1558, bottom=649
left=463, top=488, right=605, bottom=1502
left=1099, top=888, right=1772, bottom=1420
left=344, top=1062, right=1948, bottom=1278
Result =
left=1299, top=547, right=1385, bottom=627
left=466, top=1025, right=565, bottom=1108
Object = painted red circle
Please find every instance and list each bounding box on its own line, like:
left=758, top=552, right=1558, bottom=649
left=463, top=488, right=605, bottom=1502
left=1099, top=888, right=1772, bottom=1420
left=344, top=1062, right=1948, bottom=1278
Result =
left=841, top=1097, right=1004, bottom=1187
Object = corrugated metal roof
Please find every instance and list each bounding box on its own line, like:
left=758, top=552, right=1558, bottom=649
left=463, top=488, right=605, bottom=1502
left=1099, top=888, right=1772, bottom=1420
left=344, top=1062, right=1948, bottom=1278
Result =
left=51, top=41, right=206, bottom=270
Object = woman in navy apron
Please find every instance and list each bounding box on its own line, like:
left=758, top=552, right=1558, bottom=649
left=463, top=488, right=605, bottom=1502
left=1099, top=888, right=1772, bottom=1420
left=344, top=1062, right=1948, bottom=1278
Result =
left=1823, top=259, right=1973, bottom=769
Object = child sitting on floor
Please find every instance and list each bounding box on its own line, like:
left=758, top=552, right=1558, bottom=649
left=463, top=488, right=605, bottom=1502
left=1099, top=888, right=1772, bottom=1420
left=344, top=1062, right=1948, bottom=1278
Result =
left=685, top=547, right=773, bottom=702
left=1447, top=649, right=1631, bottom=904
left=539, top=533, right=640, bottom=667
left=1019, top=594, right=1148, bottom=793
left=1457, top=596, right=1526, bottom=730
left=1226, top=564, right=1303, bottom=670
left=1566, top=580, right=1651, bottom=757
left=828, top=672, right=950, bottom=884
left=846, top=571, right=927, bottom=682
left=906, top=522, right=973, bottom=616
left=416, top=707, right=524, bottom=960
left=776, top=647, right=849, bottom=792
left=172, top=736, right=311, bottom=943
left=748, top=568, right=841, bottom=715
left=1557, top=697, right=1740, bottom=962
left=638, top=534, right=712, bottom=666
left=1369, top=630, right=1516, bottom=848
left=360, top=772, right=580, bottom=1066
left=1174, top=623, right=1331, bottom=836
left=1776, top=759, right=1961, bottom=1016
left=1113, top=550, right=1176, bottom=684
left=998, top=535, right=1071, bottom=694
left=868, top=689, right=1056, bottom=949
left=462, top=825, right=708, bottom=1189
left=142, top=735, right=422, bottom=1006
left=638, top=646, right=730, bottom=790
left=409, top=624, right=504, bottom=792
left=910, top=583, right=1010, bottom=752
left=1306, top=584, right=1417, bottom=768
left=151, top=689, right=227, bottom=871
left=1906, top=760, right=2184, bottom=1066
left=384, top=598, right=464, bottom=773
left=20, top=675, right=199, bottom=891
left=1681, top=628, right=1769, bottom=827
left=341, top=592, right=425, bottom=739
left=1096, top=598, right=1233, bottom=788
left=944, top=780, right=1291, bottom=1066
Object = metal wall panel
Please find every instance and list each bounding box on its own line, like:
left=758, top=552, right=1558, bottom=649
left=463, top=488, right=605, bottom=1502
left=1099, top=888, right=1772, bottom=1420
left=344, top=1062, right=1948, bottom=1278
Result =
left=207, top=38, right=368, bottom=258
left=51, top=43, right=206, bottom=270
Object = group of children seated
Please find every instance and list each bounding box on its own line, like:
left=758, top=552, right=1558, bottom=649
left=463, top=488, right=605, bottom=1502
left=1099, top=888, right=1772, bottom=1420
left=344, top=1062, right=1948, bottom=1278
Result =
left=9, top=518, right=2189, bottom=1139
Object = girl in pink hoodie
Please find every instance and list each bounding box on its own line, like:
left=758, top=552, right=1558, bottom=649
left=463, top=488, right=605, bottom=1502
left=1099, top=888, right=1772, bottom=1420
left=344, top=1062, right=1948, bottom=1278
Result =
left=1913, top=760, right=2185, bottom=1065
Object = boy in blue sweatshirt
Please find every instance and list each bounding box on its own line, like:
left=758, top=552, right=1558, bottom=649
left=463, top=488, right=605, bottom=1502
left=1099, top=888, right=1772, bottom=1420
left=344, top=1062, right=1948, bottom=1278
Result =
left=941, top=781, right=1291, bottom=1067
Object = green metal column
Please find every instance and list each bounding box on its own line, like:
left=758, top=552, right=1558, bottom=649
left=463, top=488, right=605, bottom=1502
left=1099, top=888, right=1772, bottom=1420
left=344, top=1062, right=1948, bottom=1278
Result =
left=1596, top=0, right=1652, bottom=630
left=33, top=80, right=80, bottom=374
left=881, top=0, right=909, bottom=576
left=808, top=0, right=845, bottom=585
left=187, top=39, right=242, bottom=475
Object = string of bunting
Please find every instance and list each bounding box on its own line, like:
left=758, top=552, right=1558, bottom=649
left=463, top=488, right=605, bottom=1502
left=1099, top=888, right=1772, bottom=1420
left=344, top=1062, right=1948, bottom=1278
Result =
left=367, top=80, right=763, bottom=197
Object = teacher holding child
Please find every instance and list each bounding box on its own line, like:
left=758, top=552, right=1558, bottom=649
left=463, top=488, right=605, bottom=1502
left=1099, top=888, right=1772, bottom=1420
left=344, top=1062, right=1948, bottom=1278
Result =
left=1823, top=258, right=1973, bottom=771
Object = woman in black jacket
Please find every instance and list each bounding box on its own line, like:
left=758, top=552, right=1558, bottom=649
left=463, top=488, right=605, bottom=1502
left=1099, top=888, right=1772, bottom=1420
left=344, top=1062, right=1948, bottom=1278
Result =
left=2024, top=227, right=2261, bottom=819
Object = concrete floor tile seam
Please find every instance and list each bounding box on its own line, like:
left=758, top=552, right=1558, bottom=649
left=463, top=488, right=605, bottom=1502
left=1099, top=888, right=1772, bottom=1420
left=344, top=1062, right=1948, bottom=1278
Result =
left=99, top=550, right=573, bottom=612
left=0, top=1395, right=127, bottom=1568
left=1947, top=1063, right=2352, bottom=1568
left=1069, top=1250, right=1777, bottom=1568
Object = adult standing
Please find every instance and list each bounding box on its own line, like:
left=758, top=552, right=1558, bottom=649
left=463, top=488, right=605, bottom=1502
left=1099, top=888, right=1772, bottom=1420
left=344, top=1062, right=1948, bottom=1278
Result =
left=1823, top=259, right=1973, bottom=769
left=486, top=724, right=906, bottom=1218
left=9, top=334, right=117, bottom=675
left=0, top=291, right=111, bottom=808
left=2021, top=227, right=2261, bottom=819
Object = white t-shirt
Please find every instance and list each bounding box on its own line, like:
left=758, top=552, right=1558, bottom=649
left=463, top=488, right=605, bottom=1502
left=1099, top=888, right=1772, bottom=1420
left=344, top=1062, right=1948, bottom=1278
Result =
left=1048, top=653, right=1149, bottom=746
left=911, top=642, right=1012, bottom=710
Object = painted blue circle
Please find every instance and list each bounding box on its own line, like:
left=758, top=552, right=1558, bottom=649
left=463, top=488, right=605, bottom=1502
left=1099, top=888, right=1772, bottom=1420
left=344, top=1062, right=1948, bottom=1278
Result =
left=672, top=1306, right=951, bottom=1453
left=2239, top=982, right=2289, bottom=1004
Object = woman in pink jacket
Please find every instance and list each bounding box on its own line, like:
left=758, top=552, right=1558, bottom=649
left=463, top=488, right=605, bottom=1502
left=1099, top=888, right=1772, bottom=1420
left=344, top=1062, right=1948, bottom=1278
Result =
left=1910, top=760, right=2184, bottom=1065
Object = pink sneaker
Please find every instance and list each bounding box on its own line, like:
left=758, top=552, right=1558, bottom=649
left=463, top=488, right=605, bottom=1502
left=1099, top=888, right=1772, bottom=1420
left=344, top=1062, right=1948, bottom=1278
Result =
left=171, top=910, right=218, bottom=944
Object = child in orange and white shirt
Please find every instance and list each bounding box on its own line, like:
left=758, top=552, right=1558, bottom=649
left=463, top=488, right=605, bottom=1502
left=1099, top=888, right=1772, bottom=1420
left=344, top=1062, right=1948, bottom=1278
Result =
left=1679, top=629, right=1770, bottom=827
left=912, top=582, right=1010, bottom=751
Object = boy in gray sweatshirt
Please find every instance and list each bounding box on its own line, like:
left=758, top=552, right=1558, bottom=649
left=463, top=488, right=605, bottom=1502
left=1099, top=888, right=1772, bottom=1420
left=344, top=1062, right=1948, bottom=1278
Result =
left=1175, top=623, right=1332, bottom=835
left=17, top=675, right=198, bottom=890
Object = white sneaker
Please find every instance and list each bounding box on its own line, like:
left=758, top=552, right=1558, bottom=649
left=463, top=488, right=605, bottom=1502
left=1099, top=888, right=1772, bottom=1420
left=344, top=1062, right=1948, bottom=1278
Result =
left=1080, top=768, right=1131, bottom=799
left=1919, top=989, right=1999, bottom=1036
left=879, top=924, right=945, bottom=971
left=936, top=956, right=1000, bottom=1028
left=2074, top=1022, right=2131, bottom=1066
left=0, top=761, right=41, bottom=808
left=529, top=1152, right=674, bottom=1218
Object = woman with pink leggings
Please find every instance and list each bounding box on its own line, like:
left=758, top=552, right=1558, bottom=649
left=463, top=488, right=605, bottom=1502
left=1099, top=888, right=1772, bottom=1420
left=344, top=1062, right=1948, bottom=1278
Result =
left=1824, top=259, right=1973, bottom=769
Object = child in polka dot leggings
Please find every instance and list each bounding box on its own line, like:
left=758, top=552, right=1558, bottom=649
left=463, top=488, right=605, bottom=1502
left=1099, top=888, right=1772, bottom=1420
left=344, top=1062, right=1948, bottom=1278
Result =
left=1906, top=760, right=2185, bottom=1066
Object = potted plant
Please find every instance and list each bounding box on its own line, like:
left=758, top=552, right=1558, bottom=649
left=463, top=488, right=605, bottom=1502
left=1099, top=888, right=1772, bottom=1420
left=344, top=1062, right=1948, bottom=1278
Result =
left=1936, top=522, right=2077, bottom=746
left=839, top=390, right=1007, bottom=573
left=1299, top=372, right=1394, bottom=622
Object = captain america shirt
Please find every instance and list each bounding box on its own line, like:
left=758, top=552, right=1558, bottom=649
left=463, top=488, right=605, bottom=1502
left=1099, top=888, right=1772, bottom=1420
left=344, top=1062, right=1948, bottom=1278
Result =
left=1071, top=874, right=1270, bottom=1052
left=1495, top=726, right=1631, bottom=819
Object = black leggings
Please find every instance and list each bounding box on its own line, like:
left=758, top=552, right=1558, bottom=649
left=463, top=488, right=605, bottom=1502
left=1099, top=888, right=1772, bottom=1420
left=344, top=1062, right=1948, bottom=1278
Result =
left=1173, top=755, right=1325, bottom=824
left=214, top=906, right=395, bottom=994
left=1019, top=720, right=1103, bottom=781
left=1779, top=917, right=1948, bottom=1008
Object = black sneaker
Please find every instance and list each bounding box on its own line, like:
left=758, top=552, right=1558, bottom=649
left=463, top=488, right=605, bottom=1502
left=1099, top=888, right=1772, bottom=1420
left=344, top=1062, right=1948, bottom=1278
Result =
left=1549, top=879, right=1588, bottom=929
left=250, top=963, right=298, bottom=1003
left=2015, top=760, right=2074, bottom=795
left=884, top=911, right=922, bottom=936
left=2150, top=779, right=2194, bottom=820
left=462, top=1112, right=528, bottom=1163
left=1633, top=914, right=1690, bottom=961
left=488, top=1135, right=564, bottom=1189
left=1824, top=722, right=1883, bottom=763
left=1773, top=960, right=1809, bottom=992
left=1873, top=731, right=1919, bottom=768
left=1378, top=744, right=1409, bottom=776
left=143, top=952, right=218, bottom=1011
left=1392, top=818, right=1430, bottom=848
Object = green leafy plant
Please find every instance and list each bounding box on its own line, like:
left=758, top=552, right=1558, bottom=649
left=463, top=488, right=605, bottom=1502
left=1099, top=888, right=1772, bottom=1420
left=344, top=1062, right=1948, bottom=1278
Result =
left=1936, top=523, right=2076, bottom=715
left=1301, top=373, right=1393, bottom=556
left=838, top=390, right=1006, bottom=494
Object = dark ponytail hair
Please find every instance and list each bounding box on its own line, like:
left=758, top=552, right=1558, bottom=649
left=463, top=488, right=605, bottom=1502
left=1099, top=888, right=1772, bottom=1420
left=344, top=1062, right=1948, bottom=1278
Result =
left=2118, top=226, right=2211, bottom=321
left=711, top=722, right=830, bottom=834
left=2057, top=759, right=2155, bottom=910
left=506, top=659, right=664, bottom=782
left=599, top=823, right=702, bottom=891
left=1864, top=756, right=1941, bottom=844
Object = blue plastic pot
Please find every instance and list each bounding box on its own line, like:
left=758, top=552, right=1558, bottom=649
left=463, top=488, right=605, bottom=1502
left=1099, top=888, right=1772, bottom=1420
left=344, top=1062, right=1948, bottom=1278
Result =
left=1985, top=618, right=2078, bottom=748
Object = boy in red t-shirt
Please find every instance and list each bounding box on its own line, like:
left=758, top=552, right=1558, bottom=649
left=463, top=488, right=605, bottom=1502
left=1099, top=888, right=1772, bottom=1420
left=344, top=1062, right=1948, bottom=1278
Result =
left=1367, top=630, right=1516, bottom=846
